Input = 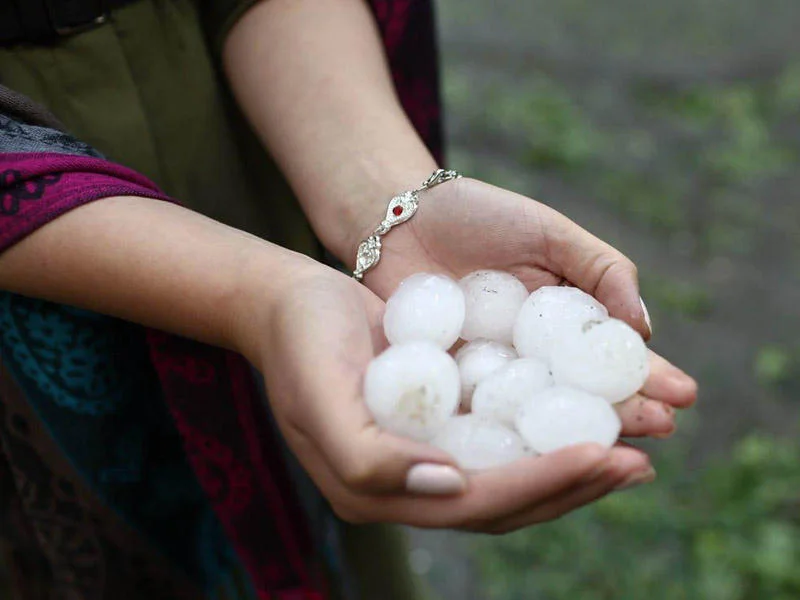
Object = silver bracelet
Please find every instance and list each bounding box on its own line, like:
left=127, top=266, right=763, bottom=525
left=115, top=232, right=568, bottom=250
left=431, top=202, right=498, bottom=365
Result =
left=352, top=169, right=462, bottom=281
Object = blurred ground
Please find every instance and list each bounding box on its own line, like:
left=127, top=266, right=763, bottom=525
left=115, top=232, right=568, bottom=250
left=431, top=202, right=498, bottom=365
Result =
left=406, top=1, right=800, bottom=598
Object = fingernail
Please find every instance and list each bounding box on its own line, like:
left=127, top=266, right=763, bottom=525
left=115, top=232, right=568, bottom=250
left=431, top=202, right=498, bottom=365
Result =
left=651, top=425, right=676, bottom=439
left=406, top=463, right=467, bottom=495
left=640, top=296, right=652, bottom=337
left=670, top=371, right=698, bottom=391
left=652, top=405, right=676, bottom=438
left=615, top=467, right=656, bottom=491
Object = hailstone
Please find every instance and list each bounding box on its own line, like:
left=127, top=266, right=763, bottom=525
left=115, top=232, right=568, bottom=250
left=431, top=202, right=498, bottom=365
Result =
left=383, top=273, right=465, bottom=349
left=471, top=358, right=553, bottom=426
left=431, top=414, right=526, bottom=470
left=513, top=286, right=609, bottom=361
left=550, top=318, right=649, bottom=403
left=364, top=342, right=460, bottom=441
left=459, top=270, right=529, bottom=344
left=515, top=387, right=621, bottom=453
left=455, top=339, right=517, bottom=407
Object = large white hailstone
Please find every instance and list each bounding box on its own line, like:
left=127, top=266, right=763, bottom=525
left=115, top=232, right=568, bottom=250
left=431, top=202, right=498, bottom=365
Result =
left=472, top=358, right=554, bottom=426
left=515, top=387, right=621, bottom=453
left=364, top=342, right=460, bottom=441
left=431, top=414, right=526, bottom=470
left=455, top=339, right=517, bottom=407
left=383, top=273, right=466, bottom=350
left=459, top=270, right=529, bottom=344
left=513, top=286, right=609, bottom=362
left=550, top=318, right=650, bottom=403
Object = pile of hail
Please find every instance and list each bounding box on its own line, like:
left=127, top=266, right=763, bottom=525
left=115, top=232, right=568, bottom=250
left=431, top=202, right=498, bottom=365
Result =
left=364, top=271, right=650, bottom=470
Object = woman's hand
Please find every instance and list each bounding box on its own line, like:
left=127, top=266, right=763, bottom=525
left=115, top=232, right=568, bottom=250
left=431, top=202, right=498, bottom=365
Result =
left=253, top=264, right=655, bottom=532
left=0, top=186, right=657, bottom=532
left=361, top=178, right=697, bottom=439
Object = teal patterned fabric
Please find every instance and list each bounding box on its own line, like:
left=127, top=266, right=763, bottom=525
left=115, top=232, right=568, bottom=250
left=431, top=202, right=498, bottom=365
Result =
left=0, top=110, right=248, bottom=596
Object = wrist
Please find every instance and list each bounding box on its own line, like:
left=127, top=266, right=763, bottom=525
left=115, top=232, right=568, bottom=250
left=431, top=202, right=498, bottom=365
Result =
left=228, top=242, right=322, bottom=365
left=319, top=155, right=440, bottom=268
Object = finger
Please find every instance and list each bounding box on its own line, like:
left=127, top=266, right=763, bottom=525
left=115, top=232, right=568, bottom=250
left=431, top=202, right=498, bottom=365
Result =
left=475, top=474, right=622, bottom=534
left=277, top=411, right=466, bottom=525
left=272, top=284, right=465, bottom=497
left=293, top=352, right=466, bottom=496
left=641, top=350, right=698, bottom=408
left=308, top=441, right=635, bottom=530
left=480, top=446, right=652, bottom=533
left=616, top=394, right=675, bottom=438
left=539, top=206, right=650, bottom=339
left=348, top=443, right=612, bottom=527
left=293, top=365, right=464, bottom=496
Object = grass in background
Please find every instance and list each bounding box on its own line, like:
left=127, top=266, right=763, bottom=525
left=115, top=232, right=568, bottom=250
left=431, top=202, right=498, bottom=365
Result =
left=470, top=432, right=800, bottom=600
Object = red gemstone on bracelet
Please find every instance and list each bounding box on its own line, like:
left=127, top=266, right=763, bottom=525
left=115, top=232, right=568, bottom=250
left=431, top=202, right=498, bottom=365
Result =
left=392, top=206, right=403, bottom=216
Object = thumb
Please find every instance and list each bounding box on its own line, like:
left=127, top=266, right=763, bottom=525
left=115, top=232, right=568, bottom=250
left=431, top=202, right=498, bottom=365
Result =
left=290, top=346, right=467, bottom=496
left=324, top=418, right=468, bottom=496
left=542, top=207, right=651, bottom=340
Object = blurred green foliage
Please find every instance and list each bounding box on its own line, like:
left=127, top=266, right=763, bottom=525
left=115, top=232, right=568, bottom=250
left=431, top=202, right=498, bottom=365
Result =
left=636, top=81, right=798, bottom=182
left=755, top=346, right=793, bottom=387
left=754, top=345, right=800, bottom=393
left=470, top=433, right=800, bottom=600
left=444, top=69, right=601, bottom=171
left=438, top=34, right=800, bottom=600
left=456, top=64, right=800, bottom=242
left=596, top=171, right=686, bottom=232
left=640, top=276, right=714, bottom=320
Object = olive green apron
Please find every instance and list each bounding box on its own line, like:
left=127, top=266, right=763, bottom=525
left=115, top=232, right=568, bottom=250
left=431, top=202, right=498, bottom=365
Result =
left=0, top=1, right=426, bottom=598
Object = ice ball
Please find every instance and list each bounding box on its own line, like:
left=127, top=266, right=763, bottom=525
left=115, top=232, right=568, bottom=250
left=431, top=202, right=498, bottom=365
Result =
left=513, top=286, right=609, bottom=361
left=455, top=339, right=517, bottom=407
left=364, top=342, right=460, bottom=441
left=472, top=358, right=553, bottom=426
left=550, top=318, right=649, bottom=403
left=459, top=270, right=529, bottom=344
left=431, top=414, right=526, bottom=470
left=383, top=273, right=465, bottom=350
left=515, top=387, right=621, bottom=453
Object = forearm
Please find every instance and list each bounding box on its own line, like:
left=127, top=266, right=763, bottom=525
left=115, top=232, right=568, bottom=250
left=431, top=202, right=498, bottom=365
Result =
left=0, top=196, right=314, bottom=360
left=223, top=0, right=437, bottom=265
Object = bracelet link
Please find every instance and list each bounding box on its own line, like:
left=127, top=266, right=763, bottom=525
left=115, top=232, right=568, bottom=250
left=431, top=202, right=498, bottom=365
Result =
left=352, top=169, right=461, bottom=281
left=354, top=235, right=382, bottom=281
left=421, top=168, right=461, bottom=190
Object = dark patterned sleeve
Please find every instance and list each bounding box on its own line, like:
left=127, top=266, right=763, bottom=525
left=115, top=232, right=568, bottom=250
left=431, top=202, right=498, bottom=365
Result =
left=0, top=88, right=323, bottom=598
left=0, top=88, right=172, bottom=253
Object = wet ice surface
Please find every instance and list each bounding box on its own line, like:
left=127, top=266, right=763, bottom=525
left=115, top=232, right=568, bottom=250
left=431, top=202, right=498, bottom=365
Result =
left=432, top=414, right=527, bottom=470
left=364, top=341, right=460, bottom=441
left=551, top=318, right=650, bottom=403
left=459, top=270, right=528, bottom=344
left=383, top=273, right=466, bottom=349
left=513, top=286, right=609, bottom=362
left=471, top=358, right=553, bottom=426
left=367, top=274, right=645, bottom=457
left=455, top=338, right=518, bottom=408
left=515, top=386, right=622, bottom=453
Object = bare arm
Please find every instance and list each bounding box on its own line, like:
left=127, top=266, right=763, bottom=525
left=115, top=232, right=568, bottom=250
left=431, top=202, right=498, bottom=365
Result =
left=223, top=0, right=437, bottom=265
left=0, top=196, right=315, bottom=361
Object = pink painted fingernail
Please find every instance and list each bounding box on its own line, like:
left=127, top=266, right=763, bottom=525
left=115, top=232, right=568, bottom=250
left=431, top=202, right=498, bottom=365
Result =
left=406, top=463, right=467, bottom=495
left=615, top=467, right=656, bottom=491
left=640, top=296, right=652, bottom=337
